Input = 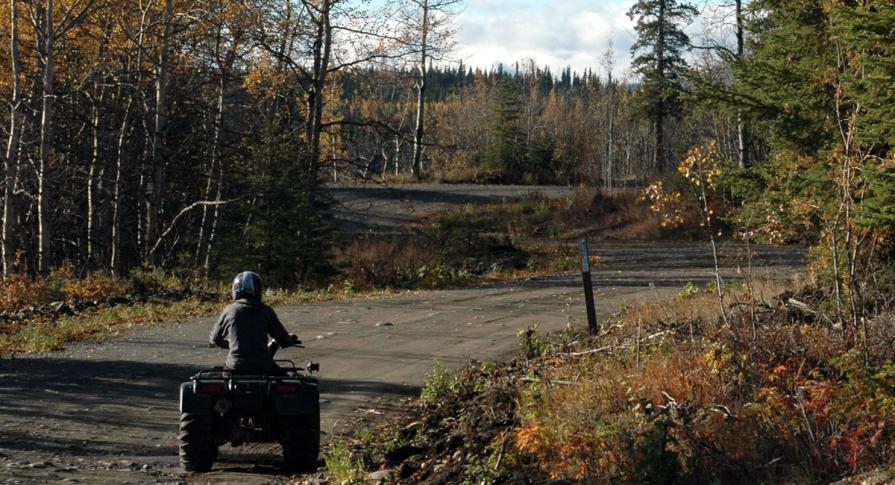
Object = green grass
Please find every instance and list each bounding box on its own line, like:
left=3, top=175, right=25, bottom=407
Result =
left=0, top=285, right=402, bottom=355
left=323, top=440, right=367, bottom=484
left=0, top=298, right=221, bottom=353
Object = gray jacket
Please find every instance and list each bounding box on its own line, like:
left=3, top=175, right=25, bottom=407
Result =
left=209, top=298, right=292, bottom=372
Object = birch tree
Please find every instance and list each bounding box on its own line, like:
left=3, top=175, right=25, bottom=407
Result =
left=145, top=0, right=173, bottom=262
left=2, top=0, right=22, bottom=278
left=602, top=41, right=616, bottom=192
left=194, top=0, right=252, bottom=272
left=110, top=0, right=153, bottom=274
left=34, top=0, right=56, bottom=274
left=390, top=0, right=461, bottom=180
left=734, top=0, right=748, bottom=168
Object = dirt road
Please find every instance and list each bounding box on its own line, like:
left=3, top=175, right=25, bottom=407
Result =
left=330, top=183, right=573, bottom=233
left=0, top=240, right=802, bottom=484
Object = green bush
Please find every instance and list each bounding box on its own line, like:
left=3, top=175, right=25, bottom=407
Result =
left=128, top=266, right=178, bottom=296
left=674, top=281, right=700, bottom=300
left=420, top=362, right=461, bottom=406
left=518, top=326, right=545, bottom=359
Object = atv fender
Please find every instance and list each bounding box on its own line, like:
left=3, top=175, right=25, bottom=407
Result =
left=179, top=382, right=213, bottom=415
left=272, top=381, right=319, bottom=416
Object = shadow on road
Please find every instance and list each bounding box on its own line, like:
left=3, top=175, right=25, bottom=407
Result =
left=0, top=357, right=199, bottom=399
left=0, top=356, right=421, bottom=460
left=321, top=378, right=420, bottom=398
left=330, top=185, right=498, bottom=206
left=0, top=358, right=202, bottom=454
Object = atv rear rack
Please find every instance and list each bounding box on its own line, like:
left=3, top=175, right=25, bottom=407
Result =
left=191, top=361, right=319, bottom=381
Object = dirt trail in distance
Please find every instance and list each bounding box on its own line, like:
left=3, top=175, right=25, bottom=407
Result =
left=330, top=183, right=573, bottom=233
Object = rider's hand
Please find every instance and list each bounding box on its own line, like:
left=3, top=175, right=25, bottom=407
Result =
left=290, top=334, right=301, bottom=346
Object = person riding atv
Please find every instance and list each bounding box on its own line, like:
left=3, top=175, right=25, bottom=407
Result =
left=210, top=271, right=299, bottom=373
left=179, top=271, right=318, bottom=473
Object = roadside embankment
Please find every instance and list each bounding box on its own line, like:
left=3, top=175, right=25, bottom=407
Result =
left=325, top=276, right=895, bottom=484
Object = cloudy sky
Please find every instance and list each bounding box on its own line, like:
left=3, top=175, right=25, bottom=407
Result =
left=452, top=0, right=726, bottom=79
left=454, top=0, right=637, bottom=77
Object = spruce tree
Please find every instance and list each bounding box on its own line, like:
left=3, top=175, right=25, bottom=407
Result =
left=221, top=125, right=334, bottom=288
left=628, top=0, right=697, bottom=172
left=484, top=80, right=524, bottom=182
left=834, top=4, right=895, bottom=152
left=734, top=0, right=837, bottom=156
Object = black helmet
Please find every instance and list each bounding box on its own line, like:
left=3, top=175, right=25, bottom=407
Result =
left=232, top=271, right=263, bottom=301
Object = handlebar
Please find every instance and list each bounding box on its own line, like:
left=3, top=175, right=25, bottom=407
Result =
left=267, top=335, right=302, bottom=357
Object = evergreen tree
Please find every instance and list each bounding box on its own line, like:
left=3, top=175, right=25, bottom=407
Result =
left=834, top=4, right=895, bottom=152
left=221, top=125, right=334, bottom=288
left=734, top=0, right=837, bottom=156
left=628, top=0, right=697, bottom=171
left=525, top=135, right=557, bottom=184
left=484, top=80, right=524, bottom=182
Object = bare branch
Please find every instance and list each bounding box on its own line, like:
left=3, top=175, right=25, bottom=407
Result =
left=149, top=198, right=243, bottom=257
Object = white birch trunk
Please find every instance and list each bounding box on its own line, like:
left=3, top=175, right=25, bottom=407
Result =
left=735, top=0, right=747, bottom=169
left=203, top=164, right=224, bottom=274
left=2, top=0, right=22, bottom=278
left=37, top=0, right=55, bottom=273
left=653, top=0, right=666, bottom=172
left=196, top=73, right=226, bottom=267
left=411, top=0, right=429, bottom=180
left=305, top=0, right=332, bottom=175
left=147, top=0, right=173, bottom=261
left=87, top=90, right=105, bottom=266
left=110, top=96, right=132, bottom=274
left=113, top=4, right=151, bottom=273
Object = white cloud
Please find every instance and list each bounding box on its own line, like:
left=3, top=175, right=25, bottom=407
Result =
left=453, top=0, right=732, bottom=80
left=455, top=0, right=637, bottom=78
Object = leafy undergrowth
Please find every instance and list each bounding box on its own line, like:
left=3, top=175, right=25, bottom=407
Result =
left=412, top=188, right=709, bottom=243
left=329, top=278, right=895, bottom=484
left=336, top=234, right=578, bottom=292
left=0, top=298, right=221, bottom=353
left=0, top=267, right=388, bottom=354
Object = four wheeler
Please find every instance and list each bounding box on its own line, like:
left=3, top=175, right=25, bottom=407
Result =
left=178, top=340, right=320, bottom=472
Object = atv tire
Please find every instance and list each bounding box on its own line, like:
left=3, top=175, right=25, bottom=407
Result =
left=281, top=411, right=320, bottom=471
left=178, top=413, right=216, bottom=472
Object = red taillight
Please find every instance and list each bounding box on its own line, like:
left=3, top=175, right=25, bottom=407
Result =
left=274, top=383, right=298, bottom=393
left=198, top=383, right=224, bottom=393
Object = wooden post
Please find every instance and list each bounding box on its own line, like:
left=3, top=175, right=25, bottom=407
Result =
left=579, top=239, right=598, bottom=334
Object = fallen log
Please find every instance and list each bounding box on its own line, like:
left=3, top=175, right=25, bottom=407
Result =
left=785, top=297, right=816, bottom=317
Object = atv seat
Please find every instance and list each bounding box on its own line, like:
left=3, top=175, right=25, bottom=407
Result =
left=220, top=366, right=287, bottom=378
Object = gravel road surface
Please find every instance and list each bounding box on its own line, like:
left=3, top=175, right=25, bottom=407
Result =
left=330, top=184, right=573, bottom=233
left=0, top=240, right=803, bottom=484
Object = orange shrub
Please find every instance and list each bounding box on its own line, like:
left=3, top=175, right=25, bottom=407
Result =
left=61, top=273, right=128, bottom=301
left=0, top=266, right=129, bottom=316
left=0, top=274, right=46, bottom=313
left=47, top=264, right=128, bottom=301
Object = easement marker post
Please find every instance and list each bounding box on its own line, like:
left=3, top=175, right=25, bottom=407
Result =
left=578, top=239, right=599, bottom=335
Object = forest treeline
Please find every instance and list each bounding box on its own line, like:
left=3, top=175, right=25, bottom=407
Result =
left=338, top=63, right=674, bottom=187
left=337, top=58, right=750, bottom=186
left=2, top=0, right=895, bottom=300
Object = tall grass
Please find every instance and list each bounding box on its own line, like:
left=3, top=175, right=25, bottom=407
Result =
left=504, top=275, right=895, bottom=483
